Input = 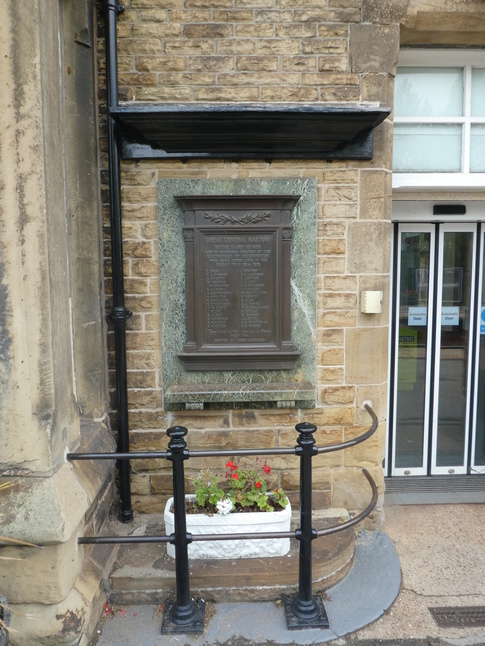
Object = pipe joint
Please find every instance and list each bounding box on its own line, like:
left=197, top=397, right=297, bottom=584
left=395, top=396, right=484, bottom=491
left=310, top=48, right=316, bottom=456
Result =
left=110, top=306, right=133, bottom=321
left=105, top=0, right=125, bottom=13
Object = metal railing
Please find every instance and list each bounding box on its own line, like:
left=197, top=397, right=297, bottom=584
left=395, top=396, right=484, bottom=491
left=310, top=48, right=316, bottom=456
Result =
left=67, top=403, right=378, bottom=633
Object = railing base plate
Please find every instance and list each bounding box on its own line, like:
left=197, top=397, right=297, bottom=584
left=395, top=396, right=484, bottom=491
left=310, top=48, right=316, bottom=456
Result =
left=161, top=598, right=205, bottom=634
left=283, top=594, right=329, bottom=630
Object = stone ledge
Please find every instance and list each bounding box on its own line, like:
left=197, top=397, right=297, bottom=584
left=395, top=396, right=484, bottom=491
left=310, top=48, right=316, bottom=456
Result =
left=165, top=381, right=316, bottom=410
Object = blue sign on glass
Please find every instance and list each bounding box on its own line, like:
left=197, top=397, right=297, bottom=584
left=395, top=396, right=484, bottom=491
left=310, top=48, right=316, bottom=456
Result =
left=481, top=307, right=485, bottom=334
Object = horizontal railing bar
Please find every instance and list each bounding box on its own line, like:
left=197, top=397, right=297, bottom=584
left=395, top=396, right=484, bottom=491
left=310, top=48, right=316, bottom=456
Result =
left=79, top=535, right=171, bottom=544
left=316, top=468, right=378, bottom=537
left=67, top=451, right=168, bottom=461
left=317, top=404, right=378, bottom=454
left=190, top=530, right=295, bottom=541
left=67, top=406, right=377, bottom=463
left=78, top=467, right=377, bottom=547
left=66, top=448, right=295, bottom=461
left=188, top=447, right=296, bottom=458
left=78, top=531, right=294, bottom=545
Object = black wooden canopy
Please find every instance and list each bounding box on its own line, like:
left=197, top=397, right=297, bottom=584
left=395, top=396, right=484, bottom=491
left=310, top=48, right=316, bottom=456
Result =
left=110, top=103, right=390, bottom=160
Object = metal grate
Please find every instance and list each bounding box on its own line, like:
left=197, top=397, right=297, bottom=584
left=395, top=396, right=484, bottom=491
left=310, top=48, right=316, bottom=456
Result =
left=429, top=606, right=485, bottom=627
left=385, top=475, right=485, bottom=494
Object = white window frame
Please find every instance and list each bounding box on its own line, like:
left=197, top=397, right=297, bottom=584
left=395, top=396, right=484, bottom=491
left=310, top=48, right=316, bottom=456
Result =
left=393, top=49, right=485, bottom=192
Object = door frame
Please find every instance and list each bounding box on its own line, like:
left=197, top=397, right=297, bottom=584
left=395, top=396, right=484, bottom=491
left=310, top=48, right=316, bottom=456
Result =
left=388, top=201, right=485, bottom=477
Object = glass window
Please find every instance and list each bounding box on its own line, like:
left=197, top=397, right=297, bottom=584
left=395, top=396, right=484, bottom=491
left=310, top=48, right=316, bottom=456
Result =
left=395, top=67, right=463, bottom=118
left=471, top=125, right=485, bottom=172
left=393, top=124, right=462, bottom=173
left=393, top=52, right=485, bottom=185
left=471, top=68, right=485, bottom=117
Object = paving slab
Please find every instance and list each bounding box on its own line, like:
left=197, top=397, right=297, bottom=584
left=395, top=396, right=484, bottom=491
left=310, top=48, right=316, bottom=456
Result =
left=348, top=504, right=485, bottom=645
left=89, top=504, right=485, bottom=646
left=90, top=530, right=400, bottom=645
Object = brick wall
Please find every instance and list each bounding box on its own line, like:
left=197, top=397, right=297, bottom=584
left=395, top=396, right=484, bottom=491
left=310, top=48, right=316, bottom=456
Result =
left=98, top=0, right=396, bottom=525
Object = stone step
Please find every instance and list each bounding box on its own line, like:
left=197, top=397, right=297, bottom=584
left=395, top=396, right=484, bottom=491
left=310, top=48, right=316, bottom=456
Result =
left=106, top=510, right=355, bottom=605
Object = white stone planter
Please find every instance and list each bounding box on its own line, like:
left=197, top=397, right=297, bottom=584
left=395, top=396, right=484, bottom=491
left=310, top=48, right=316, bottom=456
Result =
left=164, top=495, right=291, bottom=560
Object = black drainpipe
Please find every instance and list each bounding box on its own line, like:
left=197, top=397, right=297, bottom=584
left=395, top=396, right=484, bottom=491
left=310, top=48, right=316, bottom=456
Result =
left=104, top=0, right=133, bottom=523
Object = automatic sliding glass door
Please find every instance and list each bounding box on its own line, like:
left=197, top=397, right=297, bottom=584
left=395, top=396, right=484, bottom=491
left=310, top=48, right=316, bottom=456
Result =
left=391, top=223, right=478, bottom=476
left=432, top=225, right=475, bottom=474
left=392, top=225, right=434, bottom=475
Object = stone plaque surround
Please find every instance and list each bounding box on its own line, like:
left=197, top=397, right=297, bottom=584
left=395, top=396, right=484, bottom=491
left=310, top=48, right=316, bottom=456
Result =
left=158, top=179, right=317, bottom=409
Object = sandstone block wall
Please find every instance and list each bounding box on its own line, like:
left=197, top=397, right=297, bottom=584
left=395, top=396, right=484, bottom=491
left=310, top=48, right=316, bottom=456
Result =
left=97, top=0, right=485, bottom=524
left=2, top=0, right=484, bottom=643
left=98, top=0, right=398, bottom=525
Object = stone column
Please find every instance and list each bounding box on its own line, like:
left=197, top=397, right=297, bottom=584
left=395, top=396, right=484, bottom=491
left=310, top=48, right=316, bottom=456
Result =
left=0, top=1, right=114, bottom=643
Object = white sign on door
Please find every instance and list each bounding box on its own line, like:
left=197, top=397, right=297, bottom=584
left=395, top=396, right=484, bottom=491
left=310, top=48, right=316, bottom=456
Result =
left=441, top=306, right=459, bottom=326
left=408, top=306, right=427, bottom=326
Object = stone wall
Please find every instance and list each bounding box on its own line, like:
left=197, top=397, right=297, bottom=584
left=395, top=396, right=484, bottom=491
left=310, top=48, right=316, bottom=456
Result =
left=98, top=0, right=398, bottom=525
left=102, top=0, right=485, bottom=523
left=114, top=0, right=396, bottom=103
left=1, top=0, right=484, bottom=643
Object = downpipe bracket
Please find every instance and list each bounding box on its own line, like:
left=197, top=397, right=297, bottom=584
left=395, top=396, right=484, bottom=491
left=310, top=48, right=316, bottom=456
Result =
left=110, top=306, right=133, bottom=321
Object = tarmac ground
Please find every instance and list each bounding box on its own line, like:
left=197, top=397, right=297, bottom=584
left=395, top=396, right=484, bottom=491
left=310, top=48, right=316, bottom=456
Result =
left=90, top=504, right=485, bottom=646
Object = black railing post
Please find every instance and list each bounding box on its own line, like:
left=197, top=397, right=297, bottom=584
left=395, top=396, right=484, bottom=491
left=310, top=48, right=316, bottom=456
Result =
left=284, top=422, right=329, bottom=629
left=161, top=426, right=205, bottom=634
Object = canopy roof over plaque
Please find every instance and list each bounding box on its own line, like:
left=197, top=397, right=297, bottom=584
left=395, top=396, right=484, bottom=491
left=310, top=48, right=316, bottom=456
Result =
left=110, top=102, right=390, bottom=160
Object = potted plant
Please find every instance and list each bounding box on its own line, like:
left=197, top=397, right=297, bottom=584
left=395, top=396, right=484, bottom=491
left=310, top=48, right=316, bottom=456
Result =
left=164, top=460, right=291, bottom=560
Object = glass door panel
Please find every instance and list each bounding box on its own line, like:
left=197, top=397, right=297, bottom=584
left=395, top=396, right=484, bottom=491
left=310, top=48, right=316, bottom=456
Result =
left=433, top=227, right=475, bottom=473
left=472, top=231, right=485, bottom=472
left=393, top=226, right=433, bottom=474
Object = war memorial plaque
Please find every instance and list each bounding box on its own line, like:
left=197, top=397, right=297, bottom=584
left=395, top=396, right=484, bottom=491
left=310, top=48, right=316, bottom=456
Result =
left=176, top=195, right=301, bottom=370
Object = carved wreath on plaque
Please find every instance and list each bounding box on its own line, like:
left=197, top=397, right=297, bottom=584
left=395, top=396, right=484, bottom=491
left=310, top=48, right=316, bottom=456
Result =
left=202, top=211, right=272, bottom=225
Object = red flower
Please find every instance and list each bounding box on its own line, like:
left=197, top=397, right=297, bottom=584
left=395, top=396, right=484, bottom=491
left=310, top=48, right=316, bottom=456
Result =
left=263, top=464, right=271, bottom=474
left=255, top=481, right=261, bottom=489
left=225, top=460, right=237, bottom=471
left=232, top=472, right=239, bottom=480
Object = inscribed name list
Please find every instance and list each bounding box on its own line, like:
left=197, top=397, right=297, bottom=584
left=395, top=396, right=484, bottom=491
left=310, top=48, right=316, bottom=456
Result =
left=201, top=232, right=275, bottom=345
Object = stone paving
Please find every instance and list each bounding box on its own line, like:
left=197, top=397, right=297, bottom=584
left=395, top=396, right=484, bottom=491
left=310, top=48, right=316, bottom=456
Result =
left=89, top=504, right=485, bottom=646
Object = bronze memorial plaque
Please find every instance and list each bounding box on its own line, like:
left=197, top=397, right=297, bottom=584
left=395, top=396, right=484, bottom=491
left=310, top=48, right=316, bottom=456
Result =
left=176, top=195, right=301, bottom=370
